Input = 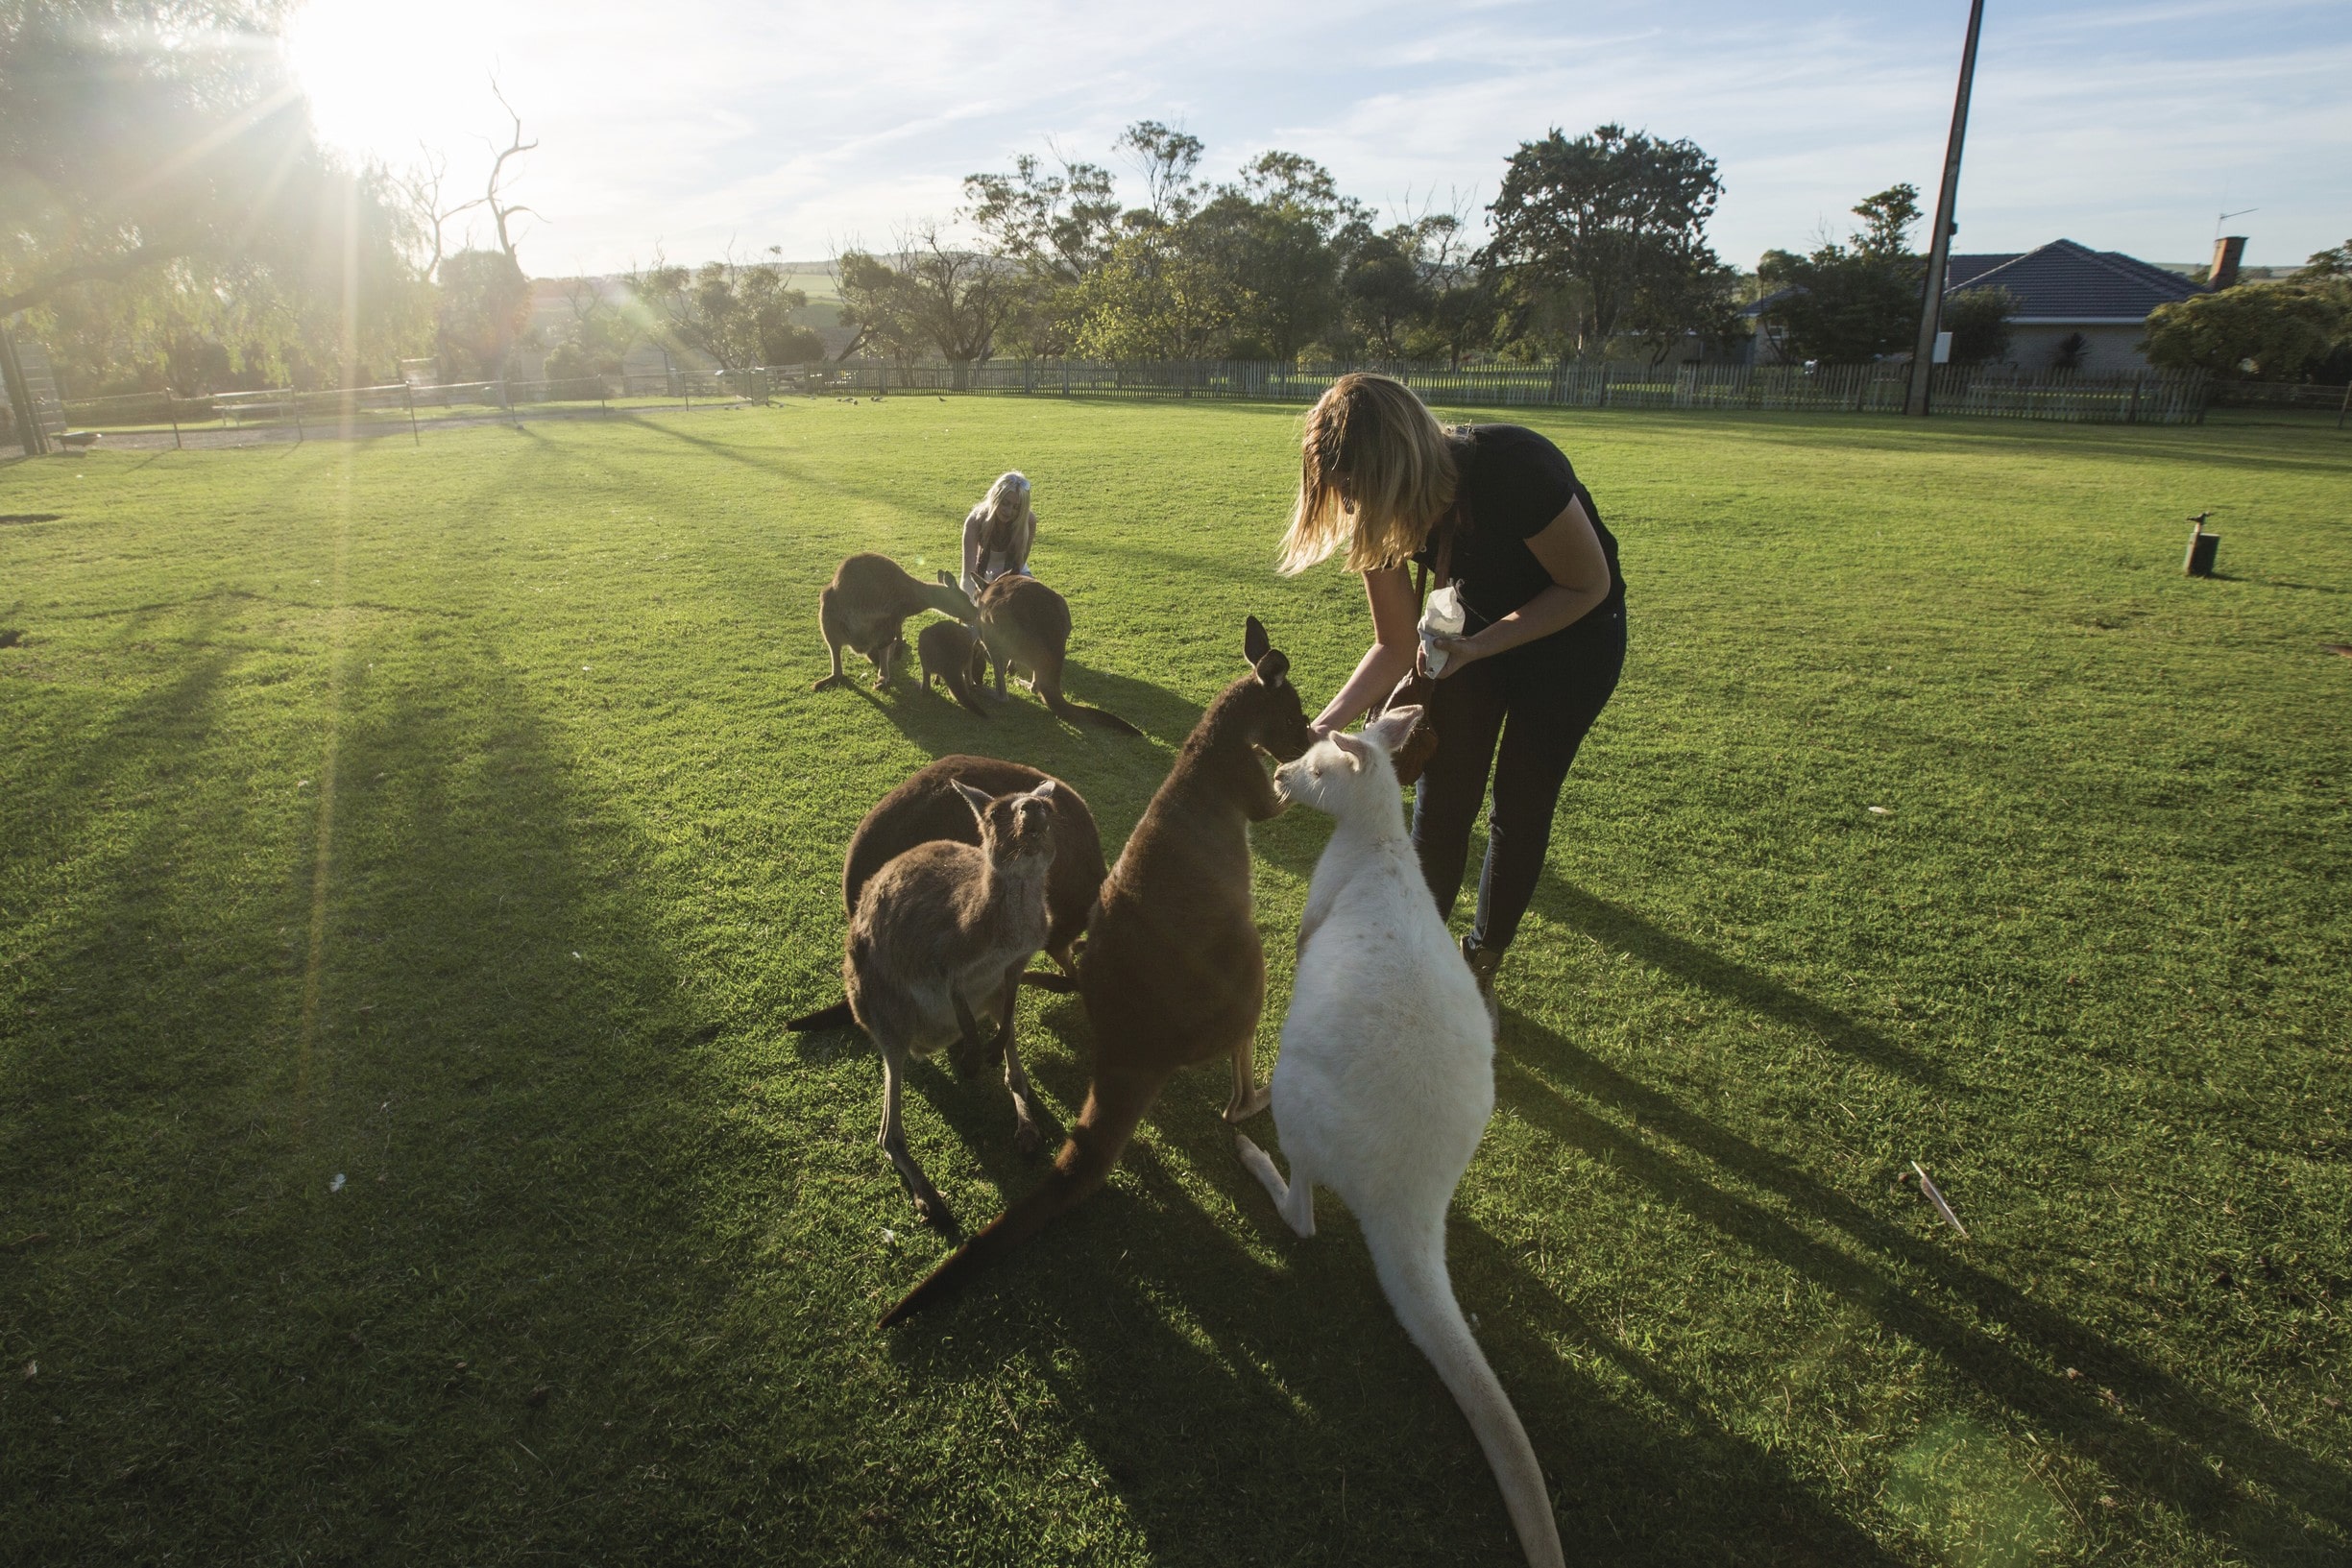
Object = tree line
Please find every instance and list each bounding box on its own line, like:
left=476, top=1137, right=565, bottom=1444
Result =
left=8, top=0, right=2347, bottom=405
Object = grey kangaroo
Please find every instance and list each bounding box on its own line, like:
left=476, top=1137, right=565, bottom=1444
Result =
left=787, top=756, right=1105, bottom=1036
left=918, top=619, right=991, bottom=716
left=881, top=616, right=1313, bottom=1324
left=973, top=574, right=1142, bottom=735
left=844, top=778, right=1060, bottom=1228
left=812, top=553, right=976, bottom=691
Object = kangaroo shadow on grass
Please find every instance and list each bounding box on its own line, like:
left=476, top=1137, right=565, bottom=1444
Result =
left=1496, top=1011, right=2351, bottom=1559
left=871, top=1005, right=1907, bottom=1566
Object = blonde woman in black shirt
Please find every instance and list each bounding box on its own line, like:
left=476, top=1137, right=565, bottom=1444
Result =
left=1278, top=373, right=1626, bottom=1016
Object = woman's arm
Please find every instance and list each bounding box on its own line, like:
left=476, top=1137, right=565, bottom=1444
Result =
left=1311, top=565, right=1421, bottom=736
left=1424, top=495, right=1611, bottom=674
left=959, top=512, right=982, bottom=595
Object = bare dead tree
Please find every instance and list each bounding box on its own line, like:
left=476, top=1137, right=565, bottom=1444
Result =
left=397, top=145, right=479, bottom=281
left=481, top=81, right=540, bottom=262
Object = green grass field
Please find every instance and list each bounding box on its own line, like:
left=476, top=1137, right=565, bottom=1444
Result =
left=2, top=399, right=2346, bottom=1565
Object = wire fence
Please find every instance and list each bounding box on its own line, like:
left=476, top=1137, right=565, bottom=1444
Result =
left=804, top=358, right=2213, bottom=424
left=6, top=357, right=2224, bottom=451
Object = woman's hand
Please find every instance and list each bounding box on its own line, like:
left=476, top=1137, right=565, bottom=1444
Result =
left=1418, top=633, right=1485, bottom=679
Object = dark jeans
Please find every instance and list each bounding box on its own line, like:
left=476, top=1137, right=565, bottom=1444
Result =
left=1412, top=609, right=1625, bottom=953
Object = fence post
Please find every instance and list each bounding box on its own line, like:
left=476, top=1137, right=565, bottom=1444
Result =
left=168, top=394, right=182, bottom=450
left=292, top=388, right=303, bottom=444
left=1597, top=366, right=1610, bottom=409
left=404, top=382, right=420, bottom=446
left=2338, top=378, right=2350, bottom=431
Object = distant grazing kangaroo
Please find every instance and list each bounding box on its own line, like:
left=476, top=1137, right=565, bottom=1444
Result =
left=788, top=757, right=1106, bottom=1033
left=918, top=619, right=991, bottom=715
left=881, top=616, right=1312, bottom=1324
left=973, top=574, right=1142, bottom=735
left=1236, top=707, right=1564, bottom=1568
left=812, top=554, right=976, bottom=691
left=845, top=778, right=1060, bottom=1227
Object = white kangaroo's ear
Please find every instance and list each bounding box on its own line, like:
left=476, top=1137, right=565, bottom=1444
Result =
left=1030, top=778, right=1058, bottom=805
left=1367, top=704, right=1422, bottom=754
left=949, top=778, right=993, bottom=822
left=1328, top=731, right=1370, bottom=771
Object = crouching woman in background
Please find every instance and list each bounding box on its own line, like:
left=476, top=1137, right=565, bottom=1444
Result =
left=961, top=470, right=1038, bottom=597
left=1277, top=373, right=1626, bottom=1016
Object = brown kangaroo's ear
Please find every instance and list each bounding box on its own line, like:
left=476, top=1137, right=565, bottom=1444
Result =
left=1244, top=615, right=1271, bottom=666
left=1030, top=778, right=1058, bottom=805
left=949, top=778, right=993, bottom=823
left=937, top=569, right=956, bottom=590
left=1251, top=648, right=1290, bottom=688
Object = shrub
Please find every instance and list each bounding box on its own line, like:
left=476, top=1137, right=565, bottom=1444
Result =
left=1943, top=287, right=2018, bottom=366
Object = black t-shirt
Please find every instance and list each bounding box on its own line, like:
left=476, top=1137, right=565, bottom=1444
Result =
left=1412, top=423, right=1624, bottom=646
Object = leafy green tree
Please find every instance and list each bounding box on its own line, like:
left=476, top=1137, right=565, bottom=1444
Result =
left=1758, top=184, right=1925, bottom=362
left=437, top=250, right=532, bottom=380
left=1, top=0, right=344, bottom=317
left=2143, top=280, right=2350, bottom=380
left=4, top=0, right=431, bottom=400
left=962, top=152, right=1122, bottom=356
left=1344, top=229, right=1432, bottom=356
left=623, top=252, right=816, bottom=371
left=836, top=229, right=1020, bottom=381
left=1484, top=124, right=1730, bottom=359
left=1942, top=285, right=2019, bottom=366
left=1069, top=225, right=1247, bottom=360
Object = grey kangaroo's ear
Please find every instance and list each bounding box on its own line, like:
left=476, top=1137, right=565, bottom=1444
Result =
left=1244, top=615, right=1271, bottom=666
left=938, top=569, right=956, bottom=589
left=950, top=778, right=993, bottom=821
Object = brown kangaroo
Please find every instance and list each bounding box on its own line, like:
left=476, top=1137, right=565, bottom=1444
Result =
left=974, top=574, right=1142, bottom=735
left=918, top=619, right=991, bottom=716
left=788, top=756, right=1106, bottom=1034
left=812, top=554, right=976, bottom=691
left=845, top=779, right=1060, bottom=1227
left=880, top=615, right=1312, bottom=1325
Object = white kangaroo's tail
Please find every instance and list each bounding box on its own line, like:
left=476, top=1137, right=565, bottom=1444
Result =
left=1361, top=1212, right=1566, bottom=1568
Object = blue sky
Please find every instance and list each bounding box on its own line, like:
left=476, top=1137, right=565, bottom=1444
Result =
left=286, top=0, right=2352, bottom=277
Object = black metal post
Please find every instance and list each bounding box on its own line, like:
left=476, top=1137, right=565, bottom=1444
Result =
left=1906, top=0, right=1986, bottom=417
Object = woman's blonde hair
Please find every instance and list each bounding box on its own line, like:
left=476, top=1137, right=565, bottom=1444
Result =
left=1276, top=374, right=1458, bottom=576
left=972, top=470, right=1035, bottom=558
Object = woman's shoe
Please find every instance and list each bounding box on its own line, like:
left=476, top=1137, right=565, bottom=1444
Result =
left=1462, top=935, right=1502, bottom=1029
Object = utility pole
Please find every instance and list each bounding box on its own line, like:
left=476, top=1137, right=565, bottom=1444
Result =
left=1906, top=0, right=1986, bottom=418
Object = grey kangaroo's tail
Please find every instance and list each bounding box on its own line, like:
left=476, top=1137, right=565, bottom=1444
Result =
left=1042, top=688, right=1142, bottom=736
left=879, top=1073, right=1155, bottom=1327
left=1360, top=1212, right=1566, bottom=1568
left=1017, top=969, right=1079, bottom=994
left=785, top=998, right=857, bottom=1032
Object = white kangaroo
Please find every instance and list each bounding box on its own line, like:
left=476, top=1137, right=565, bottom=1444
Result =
left=1239, top=705, right=1566, bottom=1568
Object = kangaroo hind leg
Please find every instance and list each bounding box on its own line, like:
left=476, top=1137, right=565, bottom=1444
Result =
left=876, top=1044, right=956, bottom=1234
left=1224, top=1032, right=1272, bottom=1123
left=1235, top=1133, right=1316, bottom=1238
left=812, top=590, right=849, bottom=690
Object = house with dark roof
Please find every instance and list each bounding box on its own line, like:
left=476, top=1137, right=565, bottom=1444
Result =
left=1744, top=237, right=2219, bottom=371
left=1941, top=238, right=2207, bottom=373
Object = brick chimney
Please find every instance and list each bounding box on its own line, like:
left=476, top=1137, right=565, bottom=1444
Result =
left=2209, top=235, right=2246, bottom=291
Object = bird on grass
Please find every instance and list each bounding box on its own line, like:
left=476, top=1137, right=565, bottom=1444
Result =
left=57, top=430, right=102, bottom=449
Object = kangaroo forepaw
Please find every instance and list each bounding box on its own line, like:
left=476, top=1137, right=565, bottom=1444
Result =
left=1013, top=1117, right=1042, bottom=1156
